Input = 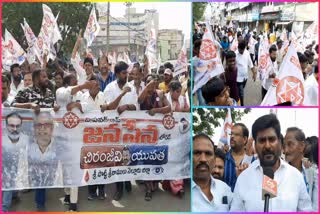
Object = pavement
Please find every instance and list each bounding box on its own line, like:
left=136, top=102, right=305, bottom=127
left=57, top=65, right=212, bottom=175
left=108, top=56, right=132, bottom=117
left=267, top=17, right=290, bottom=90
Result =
left=244, top=65, right=262, bottom=106
left=10, top=180, right=191, bottom=212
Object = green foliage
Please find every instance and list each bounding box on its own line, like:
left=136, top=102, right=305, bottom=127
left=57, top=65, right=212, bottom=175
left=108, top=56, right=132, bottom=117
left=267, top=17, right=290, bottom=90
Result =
left=2, top=2, right=92, bottom=55
left=193, top=2, right=207, bottom=23
left=193, top=108, right=251, bottom=137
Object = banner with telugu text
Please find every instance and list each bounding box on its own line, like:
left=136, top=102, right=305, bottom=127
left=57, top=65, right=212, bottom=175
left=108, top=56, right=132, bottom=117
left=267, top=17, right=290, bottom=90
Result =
left=2, top=108, right=190, bottom=190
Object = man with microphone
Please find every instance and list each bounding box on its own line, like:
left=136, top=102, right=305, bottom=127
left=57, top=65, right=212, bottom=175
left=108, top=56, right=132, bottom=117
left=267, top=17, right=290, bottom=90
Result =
left=230, top=114, right=312, bottom=211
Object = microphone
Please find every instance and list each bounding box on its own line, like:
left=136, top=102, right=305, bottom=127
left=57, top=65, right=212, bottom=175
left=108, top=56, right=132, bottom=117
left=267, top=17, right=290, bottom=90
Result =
left=262, top=167, right=277, bottom=212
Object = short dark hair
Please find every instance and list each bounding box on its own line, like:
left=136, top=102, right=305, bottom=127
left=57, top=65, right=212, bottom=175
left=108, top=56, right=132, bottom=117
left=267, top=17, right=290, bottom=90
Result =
left=234, top=123, right=249, bottom=138
left=269, top=45, right=277, bottom=54
left=225, top=51, right=236, bottom=60
left=6, top=112, right=22, bottom=125
left=2, top=74, right=10, bottom=87
left=10, top=63, right=20, bottom=73
left=98, top=55, right=109, bottom=65
left=89, top=74, right=98, bottom=82
left=297, top=52, right=308, bottom=64
left=169, top=81, right=182, bottom=91
left=215, top=148, right=226, bottom=162
left=238, top=40, right=246, bottom=50
left=84, top=57, right=94, bottom=66
left=252, top=114, right=281, bottom=142
left=32, top=69, right=42, bottom=81
left=276, top=40, right=283, bottom=46
left=193, top=133, right=215, bottom=148
left=63, top=74, right=76, bottom=86
left=286, top=127, right=306, bottom=142
left=201, top=77, right=225, bottom=103
left=114, top=61, right=129, bottom=74
left=54, top=71, right=64, bottom=79
left=164, top=62, right=174, bottom=71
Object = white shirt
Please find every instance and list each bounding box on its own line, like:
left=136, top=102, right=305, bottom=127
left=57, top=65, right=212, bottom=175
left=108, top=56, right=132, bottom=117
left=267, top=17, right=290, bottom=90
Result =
left=71, top=57, right=87, bottom=85
left=166, top=93, right=189, bottom=112
left=56, top=86, right=83, bottom=109
left=2, top=133, right=29, bottom=189
left=230, top=159, right=312, bottom=212
left=104, top=81, right=138, bottom=108
left=80, top=91, right=106, bottom=113
left=9, top=80, right=24, bottom=97
left=192, top=176, right=232, bottom=212
left=2, top=95, right=14, bottom=107
left=236, top=49, right=253, bottom=82
left=303, top=163, right=318, bottom=211
left=262, top=60, right=279, bottom=90
left=128, top=80, right=145, bottom=96
left=303, top=74, right=318, bottom=106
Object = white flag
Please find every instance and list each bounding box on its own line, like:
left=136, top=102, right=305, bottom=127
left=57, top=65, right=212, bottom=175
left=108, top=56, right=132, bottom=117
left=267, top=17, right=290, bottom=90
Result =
left=145, top=21, right=158, bottom=71
left=173, top=41, right=188, bottom=77
left=258, top=34, right=272, bottom=82
left=304, top=22, right=318, bottom=44
left=192, top=22, right=224, bottom=94
left=21, top=18, right=40, bottom=64
left=219, top=108, right=232, bottom=145
left=84, top=7, right=100, bottom=47
left=261, top=44, right=305, bottom=106
left=3, top=29, right=26, bottom=66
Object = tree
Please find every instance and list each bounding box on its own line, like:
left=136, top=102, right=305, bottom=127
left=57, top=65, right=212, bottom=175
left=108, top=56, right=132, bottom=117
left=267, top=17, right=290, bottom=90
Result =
left=193, top=2, right=207, bottom=23
left=193, top=108, right=251, bottom=137
left=2, top=3, right=92, bottom=56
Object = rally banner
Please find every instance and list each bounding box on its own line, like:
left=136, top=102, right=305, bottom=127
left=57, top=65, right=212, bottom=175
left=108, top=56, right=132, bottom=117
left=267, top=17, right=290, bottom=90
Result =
left=2, top=108, right=190, bottom=190
left=145, top=22, right=158, bottom=70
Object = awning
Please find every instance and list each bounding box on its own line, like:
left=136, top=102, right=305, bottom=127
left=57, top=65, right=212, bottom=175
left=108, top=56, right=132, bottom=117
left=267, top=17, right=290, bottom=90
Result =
left=275, top=21, right=292, bottom=25
left=260, top=12, right=281, bottom=20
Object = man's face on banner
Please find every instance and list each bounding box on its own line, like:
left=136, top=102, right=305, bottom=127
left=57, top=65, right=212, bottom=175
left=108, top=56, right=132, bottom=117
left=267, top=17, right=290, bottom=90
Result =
left=34, top=113, right=54, bottom=149
left=7, top=116, right=22, bottom=143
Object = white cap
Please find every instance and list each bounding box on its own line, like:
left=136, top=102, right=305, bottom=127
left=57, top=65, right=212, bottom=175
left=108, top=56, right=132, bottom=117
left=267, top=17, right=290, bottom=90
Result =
left=164, top=68, right=173, bottom=75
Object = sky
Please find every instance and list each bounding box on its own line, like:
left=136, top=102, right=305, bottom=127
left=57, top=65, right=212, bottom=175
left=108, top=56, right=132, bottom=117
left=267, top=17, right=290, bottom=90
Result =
left=202, top=108, right=319, bottom=144
left=97, top=2, right=191, bottom=39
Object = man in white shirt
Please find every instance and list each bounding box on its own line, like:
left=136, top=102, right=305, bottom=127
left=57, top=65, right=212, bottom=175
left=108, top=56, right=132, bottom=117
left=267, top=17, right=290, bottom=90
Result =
left=261, top=45, right=279, bottom=100
left=303, top=65, right=318, bottom=106
left=128, top=65, right=145, bottom=96
left=284, top=127, right=318, bottom=211
left=9, top=64, right=24, bottom=97
left=102, top=61, right=138, bottom=115
left=235, top=40, right=256, bottom=106
left=192, top=133, right=232, bottom=212
left=230, top=114, right=312, bottom=212
left=2, top=75, right=14, bottom=107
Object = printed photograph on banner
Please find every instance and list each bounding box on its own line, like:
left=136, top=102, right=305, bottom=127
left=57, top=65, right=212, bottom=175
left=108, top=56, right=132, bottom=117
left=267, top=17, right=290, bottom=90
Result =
left=1, top=2, right=191, bottom=212
left=192, top=2, right=318, bottom=107
left=192, top=107, right=318, bottom=212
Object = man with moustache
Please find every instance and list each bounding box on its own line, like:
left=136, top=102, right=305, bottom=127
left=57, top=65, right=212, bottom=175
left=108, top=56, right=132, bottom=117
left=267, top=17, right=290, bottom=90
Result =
left=230, top=114, right=312, bottom=211
left=9, top=63, right=24, bottom=97
left=284, top=127, right=318, bottom=211
left=97, top=55, right=116, bottom=92
left=192, top=133, right=232, bottom=212
left=2, top=112, right=28, bottom=212
left=11, top=69, right=57, bottom=211
left=261, top=45, right=279, bottom=100
left=224, top=123, right=254, bottom=191
left=211, top=148, right=226, bottom=181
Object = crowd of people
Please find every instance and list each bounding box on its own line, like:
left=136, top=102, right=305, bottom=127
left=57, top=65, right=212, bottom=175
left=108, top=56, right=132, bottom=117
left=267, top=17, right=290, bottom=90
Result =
left=2, top=32, right=191, bottom=212
left=192, top=113, right=318, bottom=212
left=193, top=23, right=318, bottom=106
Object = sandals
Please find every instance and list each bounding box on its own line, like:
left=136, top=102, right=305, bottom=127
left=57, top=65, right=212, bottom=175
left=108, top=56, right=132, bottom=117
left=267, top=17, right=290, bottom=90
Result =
left=145, top=191, right=152, bottom=201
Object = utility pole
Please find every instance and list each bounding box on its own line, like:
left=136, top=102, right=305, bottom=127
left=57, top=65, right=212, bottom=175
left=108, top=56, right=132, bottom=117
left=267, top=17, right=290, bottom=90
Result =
left=125, top=2, right=133, bottom=53
left=106, top=2, right=110, bottom=53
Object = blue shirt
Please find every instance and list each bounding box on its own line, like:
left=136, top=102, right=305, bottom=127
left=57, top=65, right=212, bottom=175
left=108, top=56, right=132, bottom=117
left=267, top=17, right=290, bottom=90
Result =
left=220, top=41, right=229, bottom=51
left=224, top=151, right=255, bottom=191
left=192, top=176, right=232, bottom=212
left=97, top=72, right=116, bottom=92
